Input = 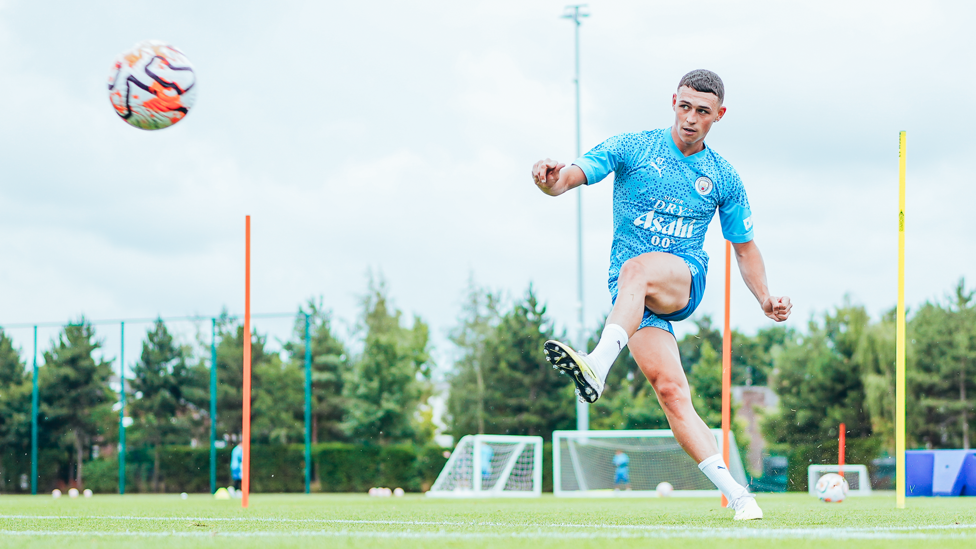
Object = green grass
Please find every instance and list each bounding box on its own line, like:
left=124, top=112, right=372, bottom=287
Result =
left=1, top=492, right=974, bottom=548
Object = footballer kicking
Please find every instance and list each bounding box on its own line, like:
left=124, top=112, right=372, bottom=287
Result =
left=531, top=70, right=791, bottom=521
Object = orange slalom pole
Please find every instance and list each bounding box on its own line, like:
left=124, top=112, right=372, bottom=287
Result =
left=242, top=215, right=251, bottom=508
left=839, top=423, right=846, bottom=477
left=721, top=239, right=732, bottom=508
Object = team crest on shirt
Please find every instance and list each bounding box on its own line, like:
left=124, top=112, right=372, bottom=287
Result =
left=694, top=176, right=713, bottom=196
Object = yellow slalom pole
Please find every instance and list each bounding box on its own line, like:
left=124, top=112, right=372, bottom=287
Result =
left=896, top=131, right=906, bottom=509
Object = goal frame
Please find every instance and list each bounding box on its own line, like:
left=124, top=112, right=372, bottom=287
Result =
left=552, top=428, right=746, bottom=497
left=807, top=464, right=872, bottom=497
left=426, top=434, right=544, bottom=498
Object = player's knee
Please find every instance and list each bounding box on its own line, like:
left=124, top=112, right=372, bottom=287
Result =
left=618, top=257, right=647, bottom=284
left=655, top=382, right=691, bottom=414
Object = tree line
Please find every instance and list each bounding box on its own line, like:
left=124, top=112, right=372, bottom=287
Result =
left=1, top=276, right=973, bottom=491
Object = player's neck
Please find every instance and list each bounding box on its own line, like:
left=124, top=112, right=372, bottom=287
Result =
left=670, top=126, right=706, bottom=157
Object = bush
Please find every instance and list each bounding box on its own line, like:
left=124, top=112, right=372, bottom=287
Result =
left=15, top=442, right=449, bottom=494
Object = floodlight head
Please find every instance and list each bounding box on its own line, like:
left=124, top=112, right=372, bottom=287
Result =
left=561, top=4, right=590, bottom=20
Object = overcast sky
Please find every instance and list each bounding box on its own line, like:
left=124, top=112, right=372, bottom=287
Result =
left=2, top=0, right=975, bottom=377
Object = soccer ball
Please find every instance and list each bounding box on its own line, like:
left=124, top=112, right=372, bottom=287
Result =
left=393, top=487, right=405, bottom=497
left=68, top=488, right=79, bottom=498
left=108, top=40, right=197, bottom=130
left=656, top=481, right=674, bottom=497
left=51, top=489, right=62, bottom=499
left=815, top=473, right=849, bottom=503
left=83, top=489, right=93, bottom=498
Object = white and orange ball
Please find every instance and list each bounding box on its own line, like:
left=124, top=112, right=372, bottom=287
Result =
left=393, top=487, right=404, bottom=497
left=656, top=482, right=674, bottom=497
left=108, top=40, right=197, bottom=130
left=815, top=473, right=849, bottom=503
left=68, top=488, right=79, bottom=498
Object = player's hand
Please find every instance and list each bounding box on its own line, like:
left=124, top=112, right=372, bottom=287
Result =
left=532, top=158, right=566, bottom=194
left=762, top=295, right=792, bottom=322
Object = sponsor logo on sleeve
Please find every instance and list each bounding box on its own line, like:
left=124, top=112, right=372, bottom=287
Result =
left=744, top=216, right=753, bottom=231
left=694, top=176, right=713, bottom=196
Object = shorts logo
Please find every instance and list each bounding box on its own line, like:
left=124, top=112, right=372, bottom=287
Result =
left=694, top=176, right=713, bottom=196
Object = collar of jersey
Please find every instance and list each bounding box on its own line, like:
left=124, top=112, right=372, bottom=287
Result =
left=666, top=129, right=709, bottom=163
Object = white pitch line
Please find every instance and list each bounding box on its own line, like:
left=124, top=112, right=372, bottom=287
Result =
left=1, top=515, right=975, bottom=534
left=0, top=529, right=975, bottom=541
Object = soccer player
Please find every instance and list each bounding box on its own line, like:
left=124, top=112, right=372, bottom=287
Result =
left=531, top=70, right=791, bottom=520
left=613, top=450, right=630, bottom=491
left=230, top=443, right=243, bottom=496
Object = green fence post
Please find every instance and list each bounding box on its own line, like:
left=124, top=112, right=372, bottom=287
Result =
left=119, top=322, right=125, bottom=495
left=30, top=326, right=38, bottom=495
left=304, top=313, right=312, bottom=494
left=210, top=318, right=218, bottom=495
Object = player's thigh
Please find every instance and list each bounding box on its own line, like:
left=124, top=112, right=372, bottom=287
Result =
left=620, top=252, right=692, bottom=315
left=628, top=326, right=692, bottom=409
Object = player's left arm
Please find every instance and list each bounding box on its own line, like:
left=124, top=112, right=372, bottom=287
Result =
left=731, top=239, right=792, bottom=322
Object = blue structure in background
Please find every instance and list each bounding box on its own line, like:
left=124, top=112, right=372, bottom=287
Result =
left=906, top=450, right=976, bottom=496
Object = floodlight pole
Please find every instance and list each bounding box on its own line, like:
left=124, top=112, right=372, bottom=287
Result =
left=119, top=321, right=126, bottom=495
left=563, top=3, right=589, bottom=432
left=30, top=325, right=38, bottom=495
left=210, top=318, right=218, bottom=495
left=304, top=313, right=312, bottom=494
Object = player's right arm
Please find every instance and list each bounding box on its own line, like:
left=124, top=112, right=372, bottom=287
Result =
left=531, top=158, right=587, bottom=196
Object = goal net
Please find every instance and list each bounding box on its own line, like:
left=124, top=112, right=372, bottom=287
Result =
left=426, top=435, right=543, bottom=498
left=553, top=429, right=747, bottom=497
left=807, top=464, right=872, bottom=496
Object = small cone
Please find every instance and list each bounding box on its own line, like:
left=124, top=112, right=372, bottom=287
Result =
left=214, top=487, right=231, bottom=500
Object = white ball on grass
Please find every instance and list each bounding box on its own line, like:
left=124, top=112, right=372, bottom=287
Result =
left=51, top=489, right=62, bottom=499
left=68, top=488, right=79, bottom=498
left=815, top=473, right=849, bottom=503
left=394, top=487, right=404, bottom=497
left=656, top=482, right=674, bottom=497
left=83, top=489, right=93, bottom=498
left=180, top=492, right=188, bottom=500
left=368, top=487, right=377, bottom=496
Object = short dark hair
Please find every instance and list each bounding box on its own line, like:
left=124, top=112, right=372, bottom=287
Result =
left=677, top=69, right=725, bottom=104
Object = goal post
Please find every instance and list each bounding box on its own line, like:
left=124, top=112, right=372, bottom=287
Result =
left=553, top=429, right=747, bottom=497
left=808, top=465, right=873, bottom=496
left=426, top=435, right=543, bottom=498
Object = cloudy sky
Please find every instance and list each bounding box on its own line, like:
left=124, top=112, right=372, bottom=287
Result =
left=1, top=0, right=974, bottom=377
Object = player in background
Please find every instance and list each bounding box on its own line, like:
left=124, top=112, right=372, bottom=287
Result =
left=231, top=443, right=243, bottom=497
left=613, top=450, right=630, bottom=491
left=531, top=70, right=791, bottom=520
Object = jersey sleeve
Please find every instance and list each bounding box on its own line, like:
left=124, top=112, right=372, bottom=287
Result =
left=718, top=170, right=755, bottom=243
left=571, top=134, right=630, bottom=185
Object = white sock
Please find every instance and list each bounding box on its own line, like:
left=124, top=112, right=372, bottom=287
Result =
left=587, top=324, right=628, bottom=382
left=698, top=454, right=748, bottom=501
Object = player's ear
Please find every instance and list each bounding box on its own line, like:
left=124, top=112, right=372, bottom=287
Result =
left=672, top=93, right=678, bottom=108
left=716, top=105, right=727, bottom=121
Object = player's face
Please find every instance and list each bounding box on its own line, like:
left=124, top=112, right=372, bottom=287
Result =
left=671, top=87, right=726, bottom=150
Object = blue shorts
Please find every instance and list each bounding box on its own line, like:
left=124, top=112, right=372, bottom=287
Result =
left=608, top=253, right=707, bottom=336
left=615, top=469, right=630, bottom=485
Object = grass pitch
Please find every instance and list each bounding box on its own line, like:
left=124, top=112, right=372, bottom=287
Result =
left=1, top=492, right=975, bottom=548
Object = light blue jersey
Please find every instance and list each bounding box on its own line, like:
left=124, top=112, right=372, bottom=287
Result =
left=574, top=128, right=754, bottom=281
left=573, top=128, right=753, bottom=331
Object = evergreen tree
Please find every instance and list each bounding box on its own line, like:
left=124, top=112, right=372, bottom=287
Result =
left=0, top=329, right=29, bottom=492
left=763, top=302, right=872, bottom=448
left=129, top=319, right=194, bottom=491
left=39, top=320, right=113, bottom=488
left=343, top=277, right=432, bottom=445
left=282, top=298, right=348, bottom=443
left=909, top=280, right=976, bottom=449
left=212, top=316, right=296, bottom=444
left=473, top=286, right=575, bottom=438
left=446, top=280, right=501, bottom=439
